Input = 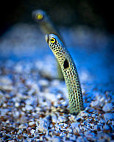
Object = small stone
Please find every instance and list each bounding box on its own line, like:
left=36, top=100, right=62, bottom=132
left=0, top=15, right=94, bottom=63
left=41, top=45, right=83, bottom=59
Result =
left=69, top=115, right=76, bottom=122
left=57, top=116, right=66, bottom=123
left=92, top=114, right=96, bottom=117
left=37, top=118, right=48, bottom=131
left=104, top=113, right=113, bottom=122
left=80, top=111, right=89, bottom=117
left=52, top=137, right=61, bottom=142
left=30, top=129, right=35, bottom=134
left=77, top=136, right=86, bottom=142
left=0, top=76, right=12, bottom=85
left=0, top=85, right=13, bottom=91
left=85, top=131, right=96, bottom=141
left=52, top=114, right=57, bottom=123
left=14, top=64, right=23, bottom=73
left=25, top=105, right=33, bottom=111
left=51, top=80, right=60, bottom=86
left=26, top=98, right=35, bottom=105
left=19, top=124, right=27, bottom=129
left=57, top=93, right=63, bottom=99
left=3, top=103, right=7, bottom=107
left=100, top=119, right=105, bottom=124
left=102, top=103, right=113, bottom=112
left=71, top=122, right=80, bottom=133
left=60, top=132, right=66, bottom=137
left=39, top=79, right=49, bottom=87
left=97, top=133, right=111, bottom=141
left=14, top=111, right=20, bottom=118
left=29, top=121, right=35, bottom=126
left=94, top=125, right=98, bottom=130
left=61, top=101, right=68, bottom=107
left=66, top=127, right=72, bottom=133
left=91, top=100, right=99, bottom=108
left=15, top=102, right=19, bottom=107
left=103, top=124, right=110, bottom=130
left=45, top=93, right=57, bottom=102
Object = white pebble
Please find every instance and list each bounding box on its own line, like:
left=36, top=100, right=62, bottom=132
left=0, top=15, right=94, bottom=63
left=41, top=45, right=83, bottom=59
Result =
left=15, top=102, right=19, bottom=107
left=52, top=114, right=57, bottom=123
left=52, top=137, right=61, bottom=142
left=51, top=80, right=60, bottom=86
left=57, top=93, right=63, bottom=99
left=91, top=100, right=99, bottom=108
left=30, top=129, right=35, bottom=134
left=14, top=111, right=20, bottom=118
left=25, top=105, right=33, bottom=111
left=3, top=103, right=7, bottom=107
left=14, top=64, right=23, bottom=73
left=29, top=121, right=35, bottom=126
left=57, top=116, right=66, bottom=123
left=61, top=101, right=68, bottom=107
left=39, top=79, right=49, bottom=87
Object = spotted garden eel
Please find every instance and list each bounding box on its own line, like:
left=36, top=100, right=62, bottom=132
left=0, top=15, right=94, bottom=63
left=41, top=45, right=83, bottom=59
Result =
left=45, top=34, right=84, bottom=114
left=32, top=10, right=64, bottom=80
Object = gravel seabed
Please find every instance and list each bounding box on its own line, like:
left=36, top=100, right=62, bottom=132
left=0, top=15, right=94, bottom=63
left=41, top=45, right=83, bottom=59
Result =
left=0, top=23, right=113, bottom=141
left=0, top=60, right=113, bottom=142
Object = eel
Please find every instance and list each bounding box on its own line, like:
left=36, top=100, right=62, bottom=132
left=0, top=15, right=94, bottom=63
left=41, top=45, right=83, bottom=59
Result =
left=45, top=34, right=84, bottom=114
left=32, top=10, right=64, bottom=80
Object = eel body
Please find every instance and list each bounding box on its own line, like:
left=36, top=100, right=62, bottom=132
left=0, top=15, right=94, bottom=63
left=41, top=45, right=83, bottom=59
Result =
left=45, top=34, right=84, bottom=114
left=32, top=10, right=64, bottom=80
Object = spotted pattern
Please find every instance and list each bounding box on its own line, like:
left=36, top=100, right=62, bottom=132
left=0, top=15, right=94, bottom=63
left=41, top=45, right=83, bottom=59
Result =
left=46, top=34, right=84, bottom=114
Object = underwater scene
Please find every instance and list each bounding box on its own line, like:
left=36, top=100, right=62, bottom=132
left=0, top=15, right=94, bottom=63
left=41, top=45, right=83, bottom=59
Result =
left=0, top=1, right=113, bottom=141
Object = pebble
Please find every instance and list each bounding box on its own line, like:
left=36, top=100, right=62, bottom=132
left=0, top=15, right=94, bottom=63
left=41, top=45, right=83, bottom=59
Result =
left=29, top=121, right=35, bottom=126
left=57, top=116, right=66, bottom=123
left=25, top=105, right=33, bottom=111
left=51, top=137, right=61, bottom=142
left=0, top=76, right=12, bottom=85
left=0, top=59, right=113, bottom=141
left=104, top=113, right=113, bottom=122
left=39, top=79, right=49, bottom=87
left=71, top=122, right=80, bottom=133
left=103, top=124, right=110, bottom=130
left=77, top=136, right=86, bottom=142
left=61, top=100, right=68, bottom=107
left=30, top=129, right=35, bottom=135
left=14, top=111, right=20, bottom=118
left=102, top=103, right=113, bottom=112
left=91, top=100, right=100, bottom=108
left=98, top=133, right=111, bottom=142
left=80, top=111, right=89, bottom=117
left=52, top=114, right=57, bottom=123
left=85, top=131, right=96, bottom=141
left=15, top=102, right=20, bottom=107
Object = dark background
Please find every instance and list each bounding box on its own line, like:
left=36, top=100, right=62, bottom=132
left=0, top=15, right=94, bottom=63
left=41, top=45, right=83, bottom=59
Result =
left=0, top=0, right=113, bottom=35
left=0, top=0, right=113, bottom=91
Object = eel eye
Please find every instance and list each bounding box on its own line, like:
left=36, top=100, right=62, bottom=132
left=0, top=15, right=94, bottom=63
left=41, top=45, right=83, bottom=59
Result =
left=36, top=13, right=43, bottom=20
left=50, top=37, right=56, bottom=44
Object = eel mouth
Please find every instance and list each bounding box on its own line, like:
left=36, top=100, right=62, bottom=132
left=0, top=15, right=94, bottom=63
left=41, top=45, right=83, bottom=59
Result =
left=45, top=34, right=49, bottom=44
